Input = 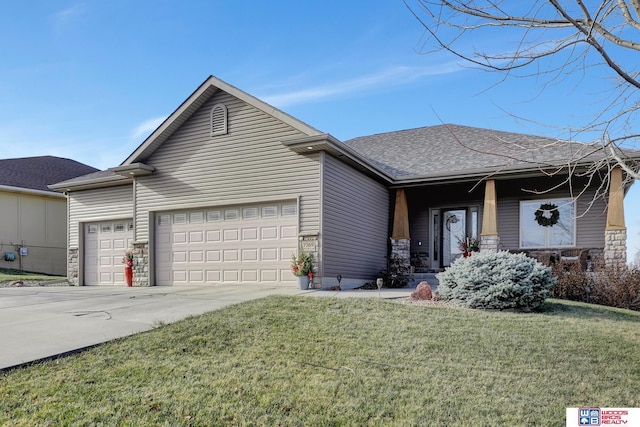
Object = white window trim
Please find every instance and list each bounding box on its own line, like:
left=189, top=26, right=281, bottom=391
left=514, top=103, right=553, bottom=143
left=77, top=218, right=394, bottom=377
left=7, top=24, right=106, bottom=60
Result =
left=519, top=198, right=576, bottom=249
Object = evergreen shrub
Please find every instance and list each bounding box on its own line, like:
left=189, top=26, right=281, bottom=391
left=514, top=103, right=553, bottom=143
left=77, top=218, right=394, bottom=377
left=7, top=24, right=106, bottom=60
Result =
left=436, top=251, right=556, bottom=310
left=380, top=254, right=411, bottom=288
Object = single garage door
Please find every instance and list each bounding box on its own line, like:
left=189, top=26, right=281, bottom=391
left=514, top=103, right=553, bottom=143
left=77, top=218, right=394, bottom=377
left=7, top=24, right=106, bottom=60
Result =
left=84, top=220, right=134, bottom=285
left=155, top=202, right=298, bottom=285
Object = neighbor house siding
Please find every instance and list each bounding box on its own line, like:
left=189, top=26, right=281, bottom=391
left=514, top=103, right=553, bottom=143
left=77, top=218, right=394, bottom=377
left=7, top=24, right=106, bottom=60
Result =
left=0, top=191, right=67, bottom=275
left=497, top=189, right=606, bottom=250
left=68, top=185, right=134, bottom=248
left=321, top=153, right=389, bottom=282
left=134, top=91, right=321, bottom=241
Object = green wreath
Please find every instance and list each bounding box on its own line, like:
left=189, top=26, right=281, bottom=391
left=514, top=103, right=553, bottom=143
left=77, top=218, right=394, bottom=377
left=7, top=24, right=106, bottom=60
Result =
left=534, top=203, right=559, bottom=227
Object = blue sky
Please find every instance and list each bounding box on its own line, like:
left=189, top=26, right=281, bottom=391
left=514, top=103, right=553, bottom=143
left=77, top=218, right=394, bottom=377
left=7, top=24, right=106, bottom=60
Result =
left=0, top=1, right=638, bottom=261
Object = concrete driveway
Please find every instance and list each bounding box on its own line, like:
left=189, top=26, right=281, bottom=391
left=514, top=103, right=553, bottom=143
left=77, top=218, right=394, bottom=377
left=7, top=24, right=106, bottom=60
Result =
left=0, top=284, right=304, bottom=370
left=0, top=284, right=414, bottom=370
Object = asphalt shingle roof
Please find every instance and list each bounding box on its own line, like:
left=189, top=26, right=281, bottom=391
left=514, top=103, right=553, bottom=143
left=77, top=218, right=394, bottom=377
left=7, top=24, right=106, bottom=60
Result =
left=344, top=124, right=619, bottom=180
left=0, top=156, right=99, bottom=192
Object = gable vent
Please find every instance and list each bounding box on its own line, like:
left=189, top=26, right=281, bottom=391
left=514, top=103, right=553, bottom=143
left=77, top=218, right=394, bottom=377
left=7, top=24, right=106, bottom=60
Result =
left=210, top=103, right=228, bottom=136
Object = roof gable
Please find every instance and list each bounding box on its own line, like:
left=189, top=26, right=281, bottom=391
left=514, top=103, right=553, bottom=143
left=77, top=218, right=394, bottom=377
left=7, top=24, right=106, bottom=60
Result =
left=122, top=75, right=323, bottom=165
left=0, top=156, right=99, bottom=193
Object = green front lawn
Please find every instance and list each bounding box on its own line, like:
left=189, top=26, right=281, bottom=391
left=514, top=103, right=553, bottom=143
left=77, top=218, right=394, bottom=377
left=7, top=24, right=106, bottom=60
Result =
left=1, top=296, right=638, bottom=426
left=0, top=268, right=64, bottom=282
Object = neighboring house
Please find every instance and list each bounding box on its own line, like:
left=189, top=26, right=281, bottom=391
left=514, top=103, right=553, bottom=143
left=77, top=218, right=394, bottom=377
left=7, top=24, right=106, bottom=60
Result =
left=0, top=156, right=98, bottom=276
left=50, top=75, right=640, bottom=287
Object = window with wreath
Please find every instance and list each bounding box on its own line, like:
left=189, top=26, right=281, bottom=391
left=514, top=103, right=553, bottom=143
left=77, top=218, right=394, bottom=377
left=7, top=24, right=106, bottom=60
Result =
left=520, top=198, right=575, bottom=248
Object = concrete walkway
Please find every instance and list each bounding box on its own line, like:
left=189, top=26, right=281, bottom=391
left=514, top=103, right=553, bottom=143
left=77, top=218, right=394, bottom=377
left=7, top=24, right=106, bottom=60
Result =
left=0, top=284, right=414, bottom=370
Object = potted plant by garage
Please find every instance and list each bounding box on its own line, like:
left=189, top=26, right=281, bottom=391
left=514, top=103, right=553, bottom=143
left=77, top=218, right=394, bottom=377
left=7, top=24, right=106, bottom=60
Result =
left=122, top=249, right=134, bottom=287
left=291, top=252, right=314, bottom=290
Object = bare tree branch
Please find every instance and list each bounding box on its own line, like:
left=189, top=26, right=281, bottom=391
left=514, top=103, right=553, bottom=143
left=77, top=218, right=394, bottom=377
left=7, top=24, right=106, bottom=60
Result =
left=407, top=0, right=640, bottom=189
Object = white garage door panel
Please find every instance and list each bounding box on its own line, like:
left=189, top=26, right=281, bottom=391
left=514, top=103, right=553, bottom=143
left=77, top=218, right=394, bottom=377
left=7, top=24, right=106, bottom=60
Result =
left=156, top=202, right=298, bottom=286
left=84, top=221, right=134, bottom=286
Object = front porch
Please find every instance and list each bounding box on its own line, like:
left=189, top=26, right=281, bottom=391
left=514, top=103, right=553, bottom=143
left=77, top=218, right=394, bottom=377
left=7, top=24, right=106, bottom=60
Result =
left=389, top=166, right=629, bottom=273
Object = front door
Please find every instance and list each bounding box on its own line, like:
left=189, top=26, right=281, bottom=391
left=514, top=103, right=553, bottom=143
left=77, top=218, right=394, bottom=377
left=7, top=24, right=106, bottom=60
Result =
left=430, top=207, right=478, bottom=269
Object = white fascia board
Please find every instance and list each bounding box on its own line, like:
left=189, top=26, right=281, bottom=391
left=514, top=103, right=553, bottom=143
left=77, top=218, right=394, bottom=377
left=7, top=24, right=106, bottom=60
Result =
left=0, top=185, right=65, bottom=198
left=48, top=175, right=132, bottom=192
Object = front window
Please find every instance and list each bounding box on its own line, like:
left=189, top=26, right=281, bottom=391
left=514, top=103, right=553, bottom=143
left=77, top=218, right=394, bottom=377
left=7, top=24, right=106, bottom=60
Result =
left=520, top=198, right=575, bottom=248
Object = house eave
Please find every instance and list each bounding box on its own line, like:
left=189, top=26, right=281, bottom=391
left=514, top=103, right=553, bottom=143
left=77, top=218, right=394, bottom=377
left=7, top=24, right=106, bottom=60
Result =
left=282, top=134, right=394, bottom=184
left=48, top=175, right=132, bottom=192
left=108, top=162, right=155, bottom=177
left=0, top=185, right=66, bottom=198
left=389, top=160, right=628, bottom=188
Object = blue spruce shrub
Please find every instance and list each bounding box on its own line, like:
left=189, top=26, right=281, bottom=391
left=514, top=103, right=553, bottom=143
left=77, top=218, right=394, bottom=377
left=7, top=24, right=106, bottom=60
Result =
left=436, top=251, right=556, bottom=310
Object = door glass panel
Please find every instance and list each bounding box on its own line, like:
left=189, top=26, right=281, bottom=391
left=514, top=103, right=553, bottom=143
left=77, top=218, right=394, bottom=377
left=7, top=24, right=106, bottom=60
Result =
left=443, top=210, right=466, bottom=267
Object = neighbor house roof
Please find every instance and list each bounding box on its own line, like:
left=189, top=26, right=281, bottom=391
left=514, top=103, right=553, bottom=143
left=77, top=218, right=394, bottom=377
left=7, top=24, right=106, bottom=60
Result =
left=0, top=156, right=98, bottom=195
left=344, top=124, right=640, bottom=184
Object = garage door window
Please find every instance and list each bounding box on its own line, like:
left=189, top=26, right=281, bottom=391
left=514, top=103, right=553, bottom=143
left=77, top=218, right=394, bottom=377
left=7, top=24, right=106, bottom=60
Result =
left=262, top=206, right=277, bottom=218
left=243, top=207, right=259, bottom=219
left=283, top=204, right=297, bottom=216
left=225, top=209, right=239, bottom=220
left=207, top=211, right=221, bottom=222
left=190, top=212, right=204, bottom=223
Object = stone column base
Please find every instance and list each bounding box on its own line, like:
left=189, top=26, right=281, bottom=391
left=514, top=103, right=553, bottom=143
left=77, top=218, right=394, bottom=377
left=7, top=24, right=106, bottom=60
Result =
left=390, top=238, right=411, bottom=268
left=67, top=247, right=80, bottom=286
left=480, top=234, right=499, bottom=253
left=604, top=229, right=627, bottom=269
left=132, top=241, right=150, bottom=286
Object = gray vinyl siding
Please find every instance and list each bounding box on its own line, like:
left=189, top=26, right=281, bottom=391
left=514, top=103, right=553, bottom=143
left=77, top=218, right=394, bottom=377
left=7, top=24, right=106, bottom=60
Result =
left=134, top=91, right=321, bottom=240
left=68, top=185, right=134, bottom=247
left=407, top=195, right=432, bottom=252
left=321, top=153, right=389, bottom=279
left=495, top=198, right=519, bottom=249
left=497, top=189, right=606, bottom=250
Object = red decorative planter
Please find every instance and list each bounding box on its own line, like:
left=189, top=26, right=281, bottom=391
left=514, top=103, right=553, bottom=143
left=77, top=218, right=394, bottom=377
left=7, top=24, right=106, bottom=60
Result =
left=125, top=267, right=133, bottom=287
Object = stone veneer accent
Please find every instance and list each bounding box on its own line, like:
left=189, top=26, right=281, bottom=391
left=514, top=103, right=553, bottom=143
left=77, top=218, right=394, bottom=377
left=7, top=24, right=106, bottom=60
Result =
left=132, top=241, right=150, bottom=286
left=604, top=229, right=627, bottom=269
left=67, top=247, right=79, bottom=286
left=390, top=238, right=411, bottom=269
left=480, top=234, right=499, bottom=253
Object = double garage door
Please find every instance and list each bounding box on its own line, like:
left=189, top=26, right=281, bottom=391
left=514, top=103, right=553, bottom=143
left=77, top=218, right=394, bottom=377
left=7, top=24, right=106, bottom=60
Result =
left=155, top=202, right=298, bottom=285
